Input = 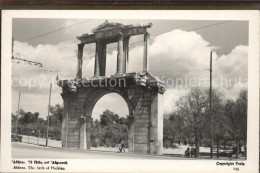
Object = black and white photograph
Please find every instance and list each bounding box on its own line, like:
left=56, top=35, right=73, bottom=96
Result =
left=1, top=10, right=259, bottom=172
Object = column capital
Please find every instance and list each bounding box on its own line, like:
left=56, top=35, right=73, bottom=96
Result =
left=118, top=33, right=123, bottom=40
left=78, top=43, right=85, bottom=48
left=144, top=32, right=150, bottom=39
left=124, top=34, right=130, bottom=39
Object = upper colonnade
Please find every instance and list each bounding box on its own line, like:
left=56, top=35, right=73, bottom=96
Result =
left=76, top=20, right=152, bottom=79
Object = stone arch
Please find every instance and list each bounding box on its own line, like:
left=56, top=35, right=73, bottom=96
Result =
left=82, top=88, right=135, bottom=150
left=83, top=88, right=134, bottom=119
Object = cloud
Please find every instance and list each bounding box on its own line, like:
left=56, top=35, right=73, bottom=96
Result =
left=214, top=45, right=248, bottom=80
left=13, top=40, right=90, bottom=93
left=92, top=93, right=129, bottom=120
left=163, top=88, right=188, bottom=114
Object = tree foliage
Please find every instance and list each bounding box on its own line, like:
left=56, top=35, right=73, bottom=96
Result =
left=91, top=109, right=130, bottom=147
left=11, top=104, right=63, bottom=140
left=163, top=88, right=247, bottom=158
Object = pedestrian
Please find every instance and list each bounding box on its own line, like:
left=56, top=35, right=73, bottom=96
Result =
left=191, top=148, right=196, bottom=157
left=118, top=138, right=122, bottom=152
left=120, top=139, right=125, bottom=152
left=185, top=147, right=190, bottom=157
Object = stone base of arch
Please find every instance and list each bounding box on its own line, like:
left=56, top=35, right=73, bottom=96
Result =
left=59, top=73, right=165, bottom=155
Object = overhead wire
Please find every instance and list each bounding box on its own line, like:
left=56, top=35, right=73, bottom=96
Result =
left=14, top=19, right=93, bottom=45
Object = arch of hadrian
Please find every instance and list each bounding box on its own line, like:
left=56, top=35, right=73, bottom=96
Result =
left=58, top=21, right=166, bottom=155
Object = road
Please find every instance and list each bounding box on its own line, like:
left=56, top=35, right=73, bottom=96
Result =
left=12, top=142, right=182, bottom=159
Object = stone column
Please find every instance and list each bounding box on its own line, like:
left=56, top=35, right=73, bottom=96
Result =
left=127, top=115, right=135, bottom=152
left=86, top=117, right=92, bottom=149
left=100, top=43, right=107, bottom=76
left=123, top=36, right=129, bottom=74
left=61, top=93, right=69, bottom=148
left=79, top=116, right=86, bottom=149
left=143, top=32, right=150, bottom=73
left=115, top=34, right=123, bottom=76
left=94, top=41, right=100, bottom=77
left=149, top=92, right=163, bottom=155
left=77, top=44, right=84, bottom=78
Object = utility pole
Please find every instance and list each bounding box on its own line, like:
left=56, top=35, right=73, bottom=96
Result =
left=12, top=37, right=14, bottom=59
left=15, top=91, right=21, bottom=134
left=65, top=93, right=69, bottom=148
left=209, top=51, right=213, bottom=158
left=46, top=83, right=52, bottom=147
left=37, top=117, right=39, bottom=145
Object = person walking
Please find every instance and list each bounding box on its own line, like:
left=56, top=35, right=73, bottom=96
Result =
left=120, top=139, right=125, bottom=152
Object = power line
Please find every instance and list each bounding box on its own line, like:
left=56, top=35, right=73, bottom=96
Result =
left=126, top=20, right=234, bottom=48
left=14, top=19, right=93, bottom=45
left=12, top=53, right=58, bottom=73
left=12, top=55, right=43, bottom=67
left=13, top=51, right=39, bottom=62
left=98, top=20, right=234, bottom=54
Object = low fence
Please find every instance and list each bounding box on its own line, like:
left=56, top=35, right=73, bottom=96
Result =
left=20, top=135, right=62, bottom=148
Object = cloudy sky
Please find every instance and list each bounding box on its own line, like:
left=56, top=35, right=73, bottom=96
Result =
left=12, top=19, right=248, bottom=120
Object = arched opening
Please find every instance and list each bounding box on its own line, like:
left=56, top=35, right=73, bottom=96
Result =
left=85, top=92, right=134, bottom=152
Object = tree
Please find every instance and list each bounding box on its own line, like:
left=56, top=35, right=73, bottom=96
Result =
left=163, top=113, right=185, bottom=148
left=223, top=90, right=247, bottom=158
left=203, top=89, right=225, bottom=157
left=100, top=109, right=119, bottom=126
left=93, top=109, right=128, bottom=147
left=236, top=90, right=247, bottom=158
left=11, top=105, right=64, bottom=141
left=175, top=88, right=209, bottom=157
left=48, top=104, right=63, bottom=140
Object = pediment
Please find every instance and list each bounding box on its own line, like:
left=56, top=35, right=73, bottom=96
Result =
left=92, top=20, right=124, bottom=33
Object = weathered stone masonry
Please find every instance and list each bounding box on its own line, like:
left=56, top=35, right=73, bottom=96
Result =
left=58, top=21, right=165, bottom=155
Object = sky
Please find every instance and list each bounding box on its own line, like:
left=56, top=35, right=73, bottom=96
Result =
left=12, top=19, right=248, bottom=120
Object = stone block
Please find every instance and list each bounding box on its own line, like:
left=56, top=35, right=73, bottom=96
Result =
left=68, top=130, right=79, bottom=136
left=135, top=127, right=149, bottom=132
left=67, top=142, right=79, bottom=148
left=67, top=142, right=74, bottom=148
left=61, top=141, right=66, bottom=147
left=73, top=142, right=79, bottom=148
left=135, top=100, right=150, bottom=107
left=135, top=138, right=148, bottom=144
left=135, top=118, right=150, bottom=123
left=135, top=113, right=149, bottom=118
left=134, top=135, right=148, bottom=143
left=144, top=92, right=152, bottom=97
left=68, top=124, right=78, bottom=129
left=67, top=135, right=78, bottom=141
left=134, top=143, right=149, bottom=153
left=134, top=130, right=149, bottom=136
left=68, top=120, right=78, bottom=125
left=150, top=127, right=158, bottom=141
left=149, top=140, right=163, bottom=155
left=150, top=117, right=158, bottom=127
left=135, top=107, right=150, bottom=114
left=135, top=122, right=149, bottom=128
